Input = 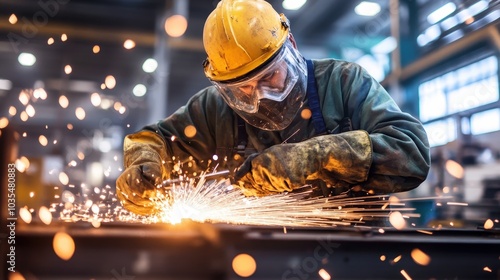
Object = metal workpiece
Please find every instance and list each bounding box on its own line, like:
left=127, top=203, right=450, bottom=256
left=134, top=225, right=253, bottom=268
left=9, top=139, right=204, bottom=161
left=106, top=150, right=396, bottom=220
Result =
left=11, top=222, right=500, bottom=280
left=161, top=170, right=232, bottom=188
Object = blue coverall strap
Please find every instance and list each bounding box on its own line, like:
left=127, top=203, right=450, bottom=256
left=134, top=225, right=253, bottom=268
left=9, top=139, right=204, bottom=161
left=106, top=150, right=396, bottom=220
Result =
left=305, top=59, right=327, bottom=135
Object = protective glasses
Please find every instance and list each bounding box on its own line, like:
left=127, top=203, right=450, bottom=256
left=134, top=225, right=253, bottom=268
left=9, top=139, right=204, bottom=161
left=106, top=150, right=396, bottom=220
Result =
left=211, top=40, right=304, bottom=114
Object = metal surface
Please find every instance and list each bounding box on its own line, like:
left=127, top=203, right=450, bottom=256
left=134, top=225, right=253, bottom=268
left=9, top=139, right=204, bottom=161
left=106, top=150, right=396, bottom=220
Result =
left=10, top=222, right=500, bottom=280
left=162, top=170, right=231, bottom=188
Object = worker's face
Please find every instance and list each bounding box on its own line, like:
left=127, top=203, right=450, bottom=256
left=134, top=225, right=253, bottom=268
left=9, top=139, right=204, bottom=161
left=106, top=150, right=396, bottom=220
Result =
left=238, top=61, right=288, bottom=98
left=213, top=40, right=302, bottom=114
left=211, top=39, right=307, bottom=130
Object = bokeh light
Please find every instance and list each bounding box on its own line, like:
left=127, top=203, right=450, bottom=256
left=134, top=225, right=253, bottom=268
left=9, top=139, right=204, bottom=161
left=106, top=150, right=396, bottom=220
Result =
left=164, top=14, right=188, bottom=37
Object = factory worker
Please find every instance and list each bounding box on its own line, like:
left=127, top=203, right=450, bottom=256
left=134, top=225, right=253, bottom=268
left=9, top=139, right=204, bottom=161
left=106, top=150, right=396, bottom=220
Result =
left=116, top=0, right=431, bottom=216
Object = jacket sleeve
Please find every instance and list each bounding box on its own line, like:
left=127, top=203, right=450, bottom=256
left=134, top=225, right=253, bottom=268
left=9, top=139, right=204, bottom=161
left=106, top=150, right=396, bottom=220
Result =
left=319, top=61, right=431, bottom=193
left=123, top=87, right=236, bottom=178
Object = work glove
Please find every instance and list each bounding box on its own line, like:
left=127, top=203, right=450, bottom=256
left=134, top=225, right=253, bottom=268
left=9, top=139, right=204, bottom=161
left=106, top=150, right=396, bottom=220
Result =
left=116, top=162, right=164, bottom=216
left=233, top=130, right=372, bottom=196
left=116, top=130, right=170, bottom=216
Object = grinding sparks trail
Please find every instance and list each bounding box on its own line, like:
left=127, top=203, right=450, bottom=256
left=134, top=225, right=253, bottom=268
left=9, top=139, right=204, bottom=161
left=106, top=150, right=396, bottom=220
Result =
left=136, top=175, right=422, bottom=227
left=43, top=171, right=443, bottom=228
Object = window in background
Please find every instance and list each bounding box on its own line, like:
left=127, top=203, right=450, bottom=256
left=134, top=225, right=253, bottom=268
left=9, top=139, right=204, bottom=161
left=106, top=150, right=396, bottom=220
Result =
left=423, top=118, right=457, bottom=147
left=419, top=55, right=499, bottom=147
left=470, top=108, right=500, bottom=135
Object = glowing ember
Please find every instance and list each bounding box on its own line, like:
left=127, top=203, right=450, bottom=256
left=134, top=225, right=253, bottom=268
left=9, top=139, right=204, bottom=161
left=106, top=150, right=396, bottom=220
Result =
left=301, top=108, right=312, bottom=119
left=48, top=37, right=54, bottom=45
left=400, top=269, right=412, bottom=280
left=93, top=45, right=100, bottom=53
left=39, top=135, right=48, bottom=146
left=75, top=107, right=86, bottom=120
left=389, top=211, right=406, bottom=230
left=123, top=39, right=136, bottom=49
left=380, top=255, right=386, bottom=261
left=39, top=206, right=52, bottom=225
left=318, top=268, right=331, bottom=280
left=59, top=95, right=69, bottom=108
left=113, top=101, right=122, bottom=111
left=483, top=219, right=494, bottom=229
left=484, top=266, right=492, bottom=272
left=411, top=248, right=431, bottom=266
left=15, top=159, right=27, bottom=172
left=445, top=160, right=464, bottom=179
left=61, top=33, right=68, bottom=41
left=19, top=90, right=30, bottom=105
left=64, top=65, right=72, bottom=74
left=232, top=253, right=256, bottom=278
left=0, top=117, right=9, bottom=129
left=53, top=232, right=75, bottom=260
left=34, top=88, right=47, bottom=100
left=92, top=220, right=101, bottom=228
left=392, top=255, right=402, bottom=263
left=26, top=104, right=35, bottom=117
left=20, top=111, right=29, bottom=122
left=105, top=75, right=116, bottom=89
left=118, top=106, right=126, bottom=114
left=447, top=202, right=468, bottom=206
left=184, top=125, right=197, bottom=138
left=91, top=204, right=100, bottom=214
left=8, top=106, right=17, bottom=116
left=59, top=172, right=69, bottom=185
left=9, top=14, right=18, bottom=24
left=91, top=92, right=101, bottom=106
left=62, top=190, right=75, bottom=203
left=19, top=207, right=32, bottom=224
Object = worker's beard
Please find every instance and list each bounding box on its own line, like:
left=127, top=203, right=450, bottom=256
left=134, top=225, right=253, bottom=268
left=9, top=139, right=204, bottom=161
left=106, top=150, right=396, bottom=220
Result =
left=234, top=74, right=307, bottom=131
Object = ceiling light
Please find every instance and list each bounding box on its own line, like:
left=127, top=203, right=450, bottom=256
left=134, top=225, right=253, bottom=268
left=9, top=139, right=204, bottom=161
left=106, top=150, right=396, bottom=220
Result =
left=355, top=2, right=381, bottom=17
left=133, top=84, right=147, bottom=97
left=427, top=2, right=456, bottom=24
left=18, top=53, right=36, bottom=66
left=467, top=0, right=489, bottom=17
left=142, top=58, right=158, bottom=73
left=441, top=15, right=459, bottom=30
left=423, top=24, right=441, bottom=42
left=0, top=79, right=12, bottom=91
left=371, top=36, right=397, bottom=54
left=355, top=54, right=385, bottom=82
left=282, top=0, right=307, bottom=10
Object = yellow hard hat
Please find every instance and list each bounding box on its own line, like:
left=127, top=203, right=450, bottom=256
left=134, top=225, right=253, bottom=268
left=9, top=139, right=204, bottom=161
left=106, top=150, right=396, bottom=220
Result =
left=203, top=0, right=290, bottom=82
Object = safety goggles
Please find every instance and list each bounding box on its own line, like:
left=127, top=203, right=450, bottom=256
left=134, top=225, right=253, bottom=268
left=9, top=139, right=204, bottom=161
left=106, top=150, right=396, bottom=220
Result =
left=211, top=40, right=304, bottom=114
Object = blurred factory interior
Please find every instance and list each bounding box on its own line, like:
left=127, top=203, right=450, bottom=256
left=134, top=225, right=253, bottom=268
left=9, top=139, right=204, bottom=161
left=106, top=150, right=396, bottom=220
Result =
left=1, top=0, right=500, bottom=279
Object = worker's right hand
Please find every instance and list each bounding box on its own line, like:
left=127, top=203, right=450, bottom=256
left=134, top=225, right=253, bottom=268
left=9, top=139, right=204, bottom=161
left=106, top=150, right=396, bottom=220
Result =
left=116, top=163, right=163, bottom=216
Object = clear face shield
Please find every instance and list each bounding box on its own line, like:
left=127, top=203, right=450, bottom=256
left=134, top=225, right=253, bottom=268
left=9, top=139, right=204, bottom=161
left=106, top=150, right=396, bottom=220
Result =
left=211, top=39, right=307, bottom=131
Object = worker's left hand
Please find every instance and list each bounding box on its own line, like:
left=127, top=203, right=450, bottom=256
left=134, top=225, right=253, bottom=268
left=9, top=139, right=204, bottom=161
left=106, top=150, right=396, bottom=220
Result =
left=233, top=131, right=372, bottom=196
left=233, top=143, right=315, bottom=196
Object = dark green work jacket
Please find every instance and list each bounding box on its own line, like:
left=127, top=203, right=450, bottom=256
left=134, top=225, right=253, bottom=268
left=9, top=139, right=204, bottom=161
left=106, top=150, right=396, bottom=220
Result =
left=124, top=59, right=431, bottom=195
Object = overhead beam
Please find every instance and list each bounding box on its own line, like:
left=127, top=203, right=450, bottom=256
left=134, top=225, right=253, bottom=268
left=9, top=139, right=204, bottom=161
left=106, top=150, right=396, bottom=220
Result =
left=0, top=17, right=204, bottom=51
left=383, top=23, right=500, bottom=85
